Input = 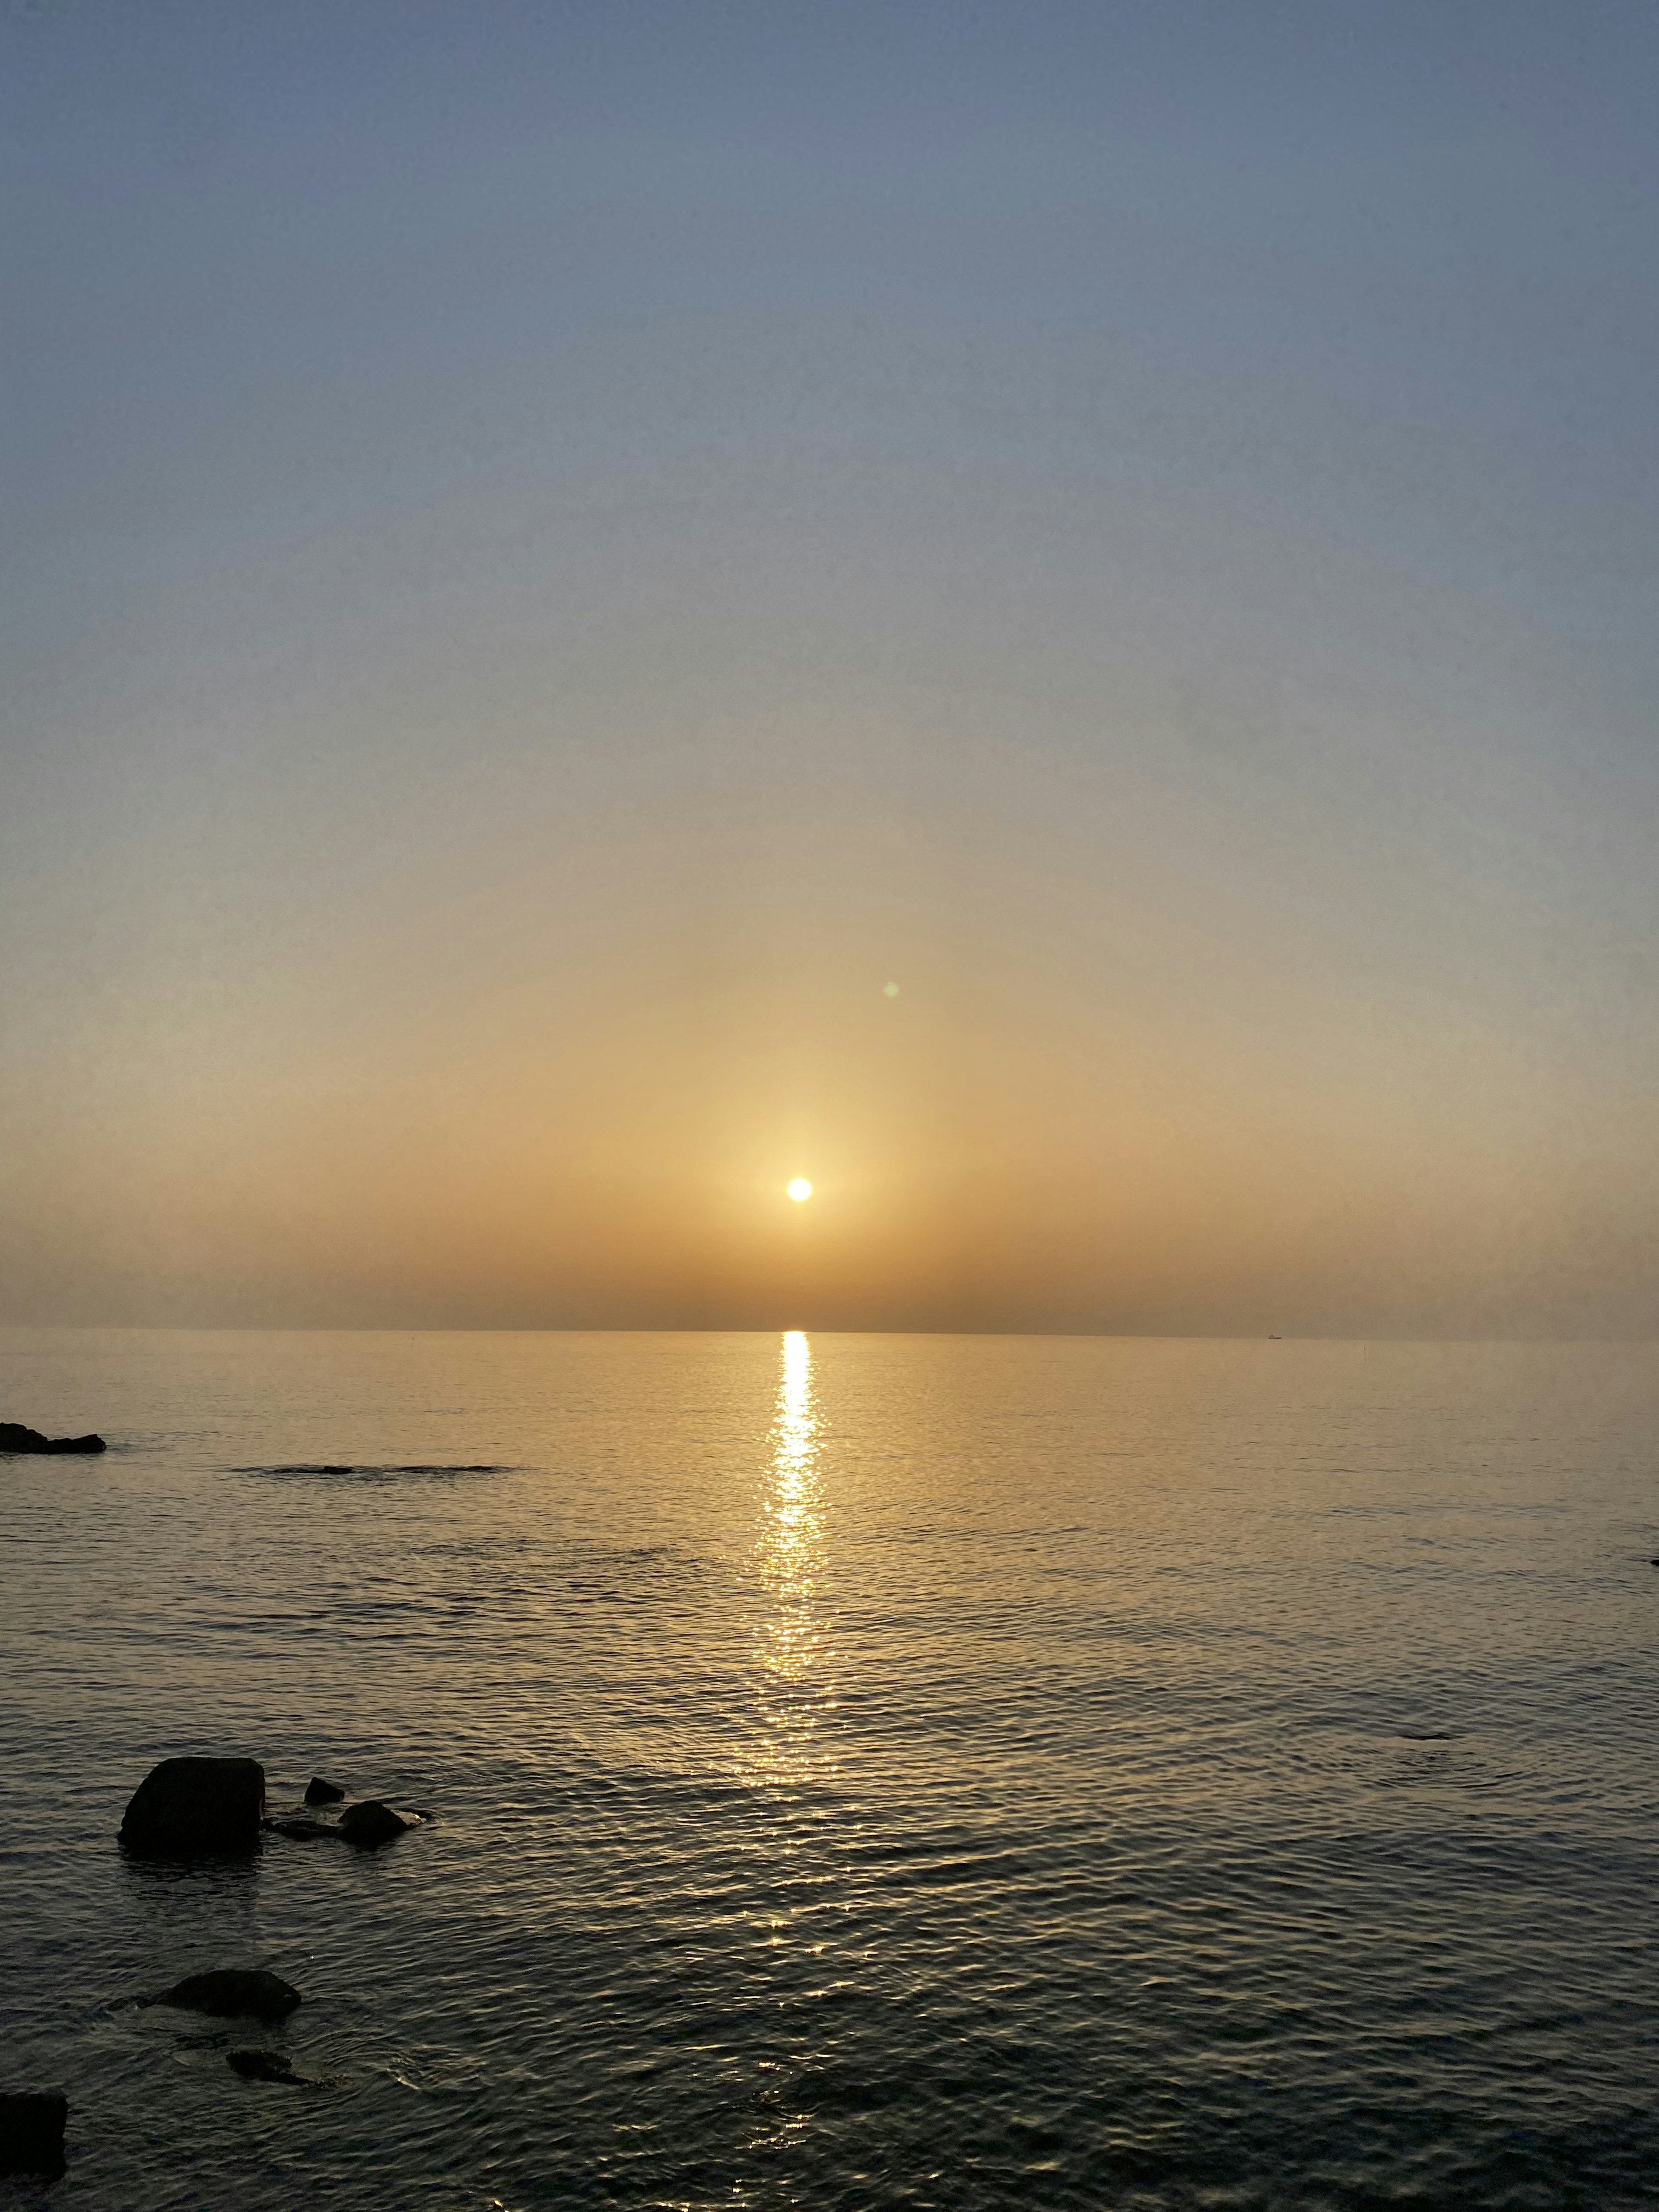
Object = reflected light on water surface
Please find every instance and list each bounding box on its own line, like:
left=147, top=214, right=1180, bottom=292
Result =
left=751, top=1329, right=833, bottom=1780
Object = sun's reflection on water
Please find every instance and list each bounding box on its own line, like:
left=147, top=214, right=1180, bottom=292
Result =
left=751, top=1329, right=833, bottom=1778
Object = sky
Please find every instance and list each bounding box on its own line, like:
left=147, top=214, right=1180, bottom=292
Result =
left=3, top=0, right=1657, bottom=1335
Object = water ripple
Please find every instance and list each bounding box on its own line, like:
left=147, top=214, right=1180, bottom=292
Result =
left=3, top=1330, right=1658, bottom=2208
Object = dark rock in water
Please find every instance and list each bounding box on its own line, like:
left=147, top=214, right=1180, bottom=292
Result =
left=120, top=1757, right=264, bottom=1856
left=0, top=2091, right=68, bottom=2178
left=0, top=1421, right=106, bottom=1456
left=264, top=1816, right=337, bottom=1841
left=304, top=1776, right=346, bottom=1805
left=152, top=1969, right=301, bottom=2022
left=227, top=2049, right=304, bottom=2084
left=338, top=1800, right=413, bottom=1847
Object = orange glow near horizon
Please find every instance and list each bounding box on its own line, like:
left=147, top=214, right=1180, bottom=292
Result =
left=6, top=9, right=1656, bottom=1347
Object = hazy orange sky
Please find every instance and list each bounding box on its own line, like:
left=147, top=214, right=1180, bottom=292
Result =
left=4, top=2, right=1658, bottom=1335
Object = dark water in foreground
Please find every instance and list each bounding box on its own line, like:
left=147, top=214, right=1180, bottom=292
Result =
left=3, top=1329, right=1658, bottom=2211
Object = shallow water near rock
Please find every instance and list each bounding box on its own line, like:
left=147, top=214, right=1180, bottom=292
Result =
left=3, top=1327, right=1659, bottom=2209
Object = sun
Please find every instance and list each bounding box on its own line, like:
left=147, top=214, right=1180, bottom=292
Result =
left=787, top=1177, right=813, bottom=1202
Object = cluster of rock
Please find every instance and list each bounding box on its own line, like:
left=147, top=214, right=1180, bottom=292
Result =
left=118, top=1755, right=420, bottom=1856
left=137, top=1967, right=319, bottom=2086
left=0, top=1420, right=106, bottom=1456
left=266, top=1798, right=415, bottom=1845
left=6, top=1754, right=429, bottom=2169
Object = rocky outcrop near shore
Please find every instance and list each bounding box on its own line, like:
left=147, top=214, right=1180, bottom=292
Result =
left=0, top=2091, right=68, bottom=2178
left=99, top=1752, right=431, bottom=2157
left=149, top=1969, right=301, bottom=2022
left=117, top=1754, right=424, bottom=1856
left=261, top=1773, right=423, bottom=1847
left=0, top=1421, right=106, bottom=1455
left=227, top=2048, right=309, bottom=2084
left=120, top=1757, right=265, bottom=1856
left=337, top=1799, right=414, bottom=1847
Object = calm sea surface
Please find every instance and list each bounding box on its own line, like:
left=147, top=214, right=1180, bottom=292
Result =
left=2, top=1329, right=1658, bottom=2211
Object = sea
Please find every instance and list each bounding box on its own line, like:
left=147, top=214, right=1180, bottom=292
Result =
left=2, top=1328, right=1658, bottom=2212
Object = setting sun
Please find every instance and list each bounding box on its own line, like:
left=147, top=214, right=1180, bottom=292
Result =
left=787, top=1178, right=813, bottom=1203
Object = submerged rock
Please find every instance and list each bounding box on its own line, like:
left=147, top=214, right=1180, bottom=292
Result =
left=226, top=2049, right=305, bottom=2084
left=304, top=1776, right=346, bottom=1805
left=120, top=1757, right=265, bottom=1856
left=338, top=1800, right=413, bottom=1848
left=0, top=2092, right=67, bottom=2178
left=264, top=1816, right=337, bottom=1841
left=152, top=1969, right=301, bottom=2022
left=0, top=1421, right=105, bottom=1456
